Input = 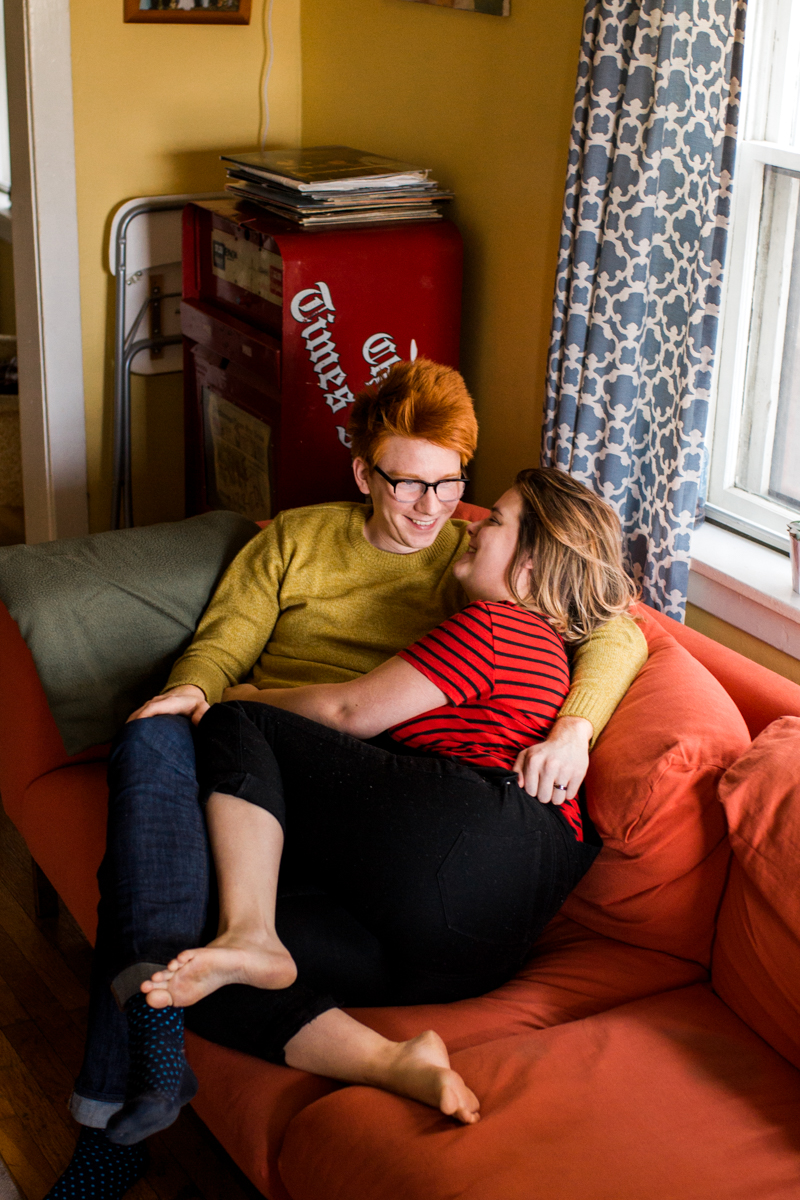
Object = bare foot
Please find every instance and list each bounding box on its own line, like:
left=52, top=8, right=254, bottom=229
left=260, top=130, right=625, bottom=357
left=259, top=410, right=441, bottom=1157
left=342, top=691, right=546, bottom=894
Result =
left=374, top=1030, right=480, bottom=1125
left=141, top=933, right=297, bottom=1008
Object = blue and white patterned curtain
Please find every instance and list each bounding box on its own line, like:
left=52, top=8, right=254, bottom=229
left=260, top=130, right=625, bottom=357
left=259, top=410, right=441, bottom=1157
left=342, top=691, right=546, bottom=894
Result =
left=543, top=0, right=746, bottom=617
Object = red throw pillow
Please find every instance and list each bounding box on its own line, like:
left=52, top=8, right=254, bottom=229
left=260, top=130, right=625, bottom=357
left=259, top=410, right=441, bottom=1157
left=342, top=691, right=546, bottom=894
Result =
left=712, top=716, right=800, bottom=1070
left=560, top=606, right=750, bottom=967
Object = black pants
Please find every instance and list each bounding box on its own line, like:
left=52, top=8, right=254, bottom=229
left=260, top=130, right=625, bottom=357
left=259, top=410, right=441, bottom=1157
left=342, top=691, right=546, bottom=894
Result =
left=185, top=701, right=600, bottom=1065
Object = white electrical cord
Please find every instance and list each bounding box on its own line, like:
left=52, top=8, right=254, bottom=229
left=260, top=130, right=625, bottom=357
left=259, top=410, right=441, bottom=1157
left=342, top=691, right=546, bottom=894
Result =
left=260, top=0, right=275, bottom=151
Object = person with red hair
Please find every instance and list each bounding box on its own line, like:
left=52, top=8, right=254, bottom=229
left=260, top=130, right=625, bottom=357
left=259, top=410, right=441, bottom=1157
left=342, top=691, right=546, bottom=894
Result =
left=347, top=355, right=480, bottom=467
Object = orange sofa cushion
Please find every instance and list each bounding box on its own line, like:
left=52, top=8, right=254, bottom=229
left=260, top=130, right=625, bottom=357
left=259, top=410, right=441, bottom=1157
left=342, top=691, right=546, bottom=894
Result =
left=644, top=607, right=800, bottom=738
left=560, top=606, right=750, bottom=966
left=712, top=716, right=800, bottom=1071
left=186, top=918, right=705, bottom=1198
left=186, top=1036, right=338, bottom=1200
left=344, top=913, right=707, bottom=1050
left=451, top=499, right=488, bottom=524
left=279, top=985, right=800, bottom=1200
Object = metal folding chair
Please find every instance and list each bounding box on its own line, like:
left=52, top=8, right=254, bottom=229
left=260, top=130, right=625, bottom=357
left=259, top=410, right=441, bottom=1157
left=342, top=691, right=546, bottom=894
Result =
left=109, top=192, right=225, bottom=528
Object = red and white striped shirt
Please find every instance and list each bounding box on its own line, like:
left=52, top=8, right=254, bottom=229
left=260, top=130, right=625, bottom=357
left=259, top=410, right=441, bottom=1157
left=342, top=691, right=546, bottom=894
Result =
left=391, top=601, right=583, bottom=840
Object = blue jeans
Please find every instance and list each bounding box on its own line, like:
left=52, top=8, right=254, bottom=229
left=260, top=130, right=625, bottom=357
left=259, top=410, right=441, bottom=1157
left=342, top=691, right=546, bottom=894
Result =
left=71, top=715, right=210, bottom=1127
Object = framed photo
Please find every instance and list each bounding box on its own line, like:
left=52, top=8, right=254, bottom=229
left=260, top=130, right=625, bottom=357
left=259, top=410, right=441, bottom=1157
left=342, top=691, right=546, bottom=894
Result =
left=399, top=0, right=509, bottom=13
left=124, top=0, right=251, bottom=23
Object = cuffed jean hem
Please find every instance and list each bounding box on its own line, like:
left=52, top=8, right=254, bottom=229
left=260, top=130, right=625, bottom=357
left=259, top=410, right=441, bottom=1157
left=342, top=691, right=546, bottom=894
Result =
left=69, top=1092, right=124, bottom=1128
left=111, top=961, right=168, bottom=1009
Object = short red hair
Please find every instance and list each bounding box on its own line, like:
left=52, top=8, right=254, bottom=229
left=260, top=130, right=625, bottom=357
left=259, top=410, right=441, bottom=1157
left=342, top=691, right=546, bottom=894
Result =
left=346, top=359, right=478, bottom=467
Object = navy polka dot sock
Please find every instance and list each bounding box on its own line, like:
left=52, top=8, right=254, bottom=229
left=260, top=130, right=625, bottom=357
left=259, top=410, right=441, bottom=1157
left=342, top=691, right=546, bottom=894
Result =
left=105, top=993, right=198, bottom=1145
left=45, top=1126, right=148, bottom=1198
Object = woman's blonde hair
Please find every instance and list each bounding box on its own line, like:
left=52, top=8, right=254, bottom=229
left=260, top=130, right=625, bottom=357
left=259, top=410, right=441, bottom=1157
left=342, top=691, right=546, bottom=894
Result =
left=508, top=468, right=638, bottom=645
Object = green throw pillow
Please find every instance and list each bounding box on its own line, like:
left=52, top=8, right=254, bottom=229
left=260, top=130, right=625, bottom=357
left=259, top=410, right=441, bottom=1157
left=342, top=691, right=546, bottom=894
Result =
left=0, top=511, right=258, bottom=755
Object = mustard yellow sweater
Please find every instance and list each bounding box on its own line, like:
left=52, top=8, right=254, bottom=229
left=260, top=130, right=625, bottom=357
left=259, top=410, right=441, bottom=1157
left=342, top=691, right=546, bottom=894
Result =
left=167, top=502, right=648, bottom=742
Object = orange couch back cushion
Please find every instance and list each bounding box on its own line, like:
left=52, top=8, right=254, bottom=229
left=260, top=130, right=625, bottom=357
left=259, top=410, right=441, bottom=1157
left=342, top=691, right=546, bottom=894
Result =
left=712, top=716, right=800, bottom=1070
left=561, top=606, right=750, bottom=966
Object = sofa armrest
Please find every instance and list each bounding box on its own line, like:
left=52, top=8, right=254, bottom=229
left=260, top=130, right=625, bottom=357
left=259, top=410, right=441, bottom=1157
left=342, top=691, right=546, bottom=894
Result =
left=0, top=600, right=108, bottom=826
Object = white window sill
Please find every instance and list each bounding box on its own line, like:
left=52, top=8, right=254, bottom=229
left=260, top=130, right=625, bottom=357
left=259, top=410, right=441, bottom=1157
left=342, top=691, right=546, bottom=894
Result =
left=688, top=522, right=800, bottom=659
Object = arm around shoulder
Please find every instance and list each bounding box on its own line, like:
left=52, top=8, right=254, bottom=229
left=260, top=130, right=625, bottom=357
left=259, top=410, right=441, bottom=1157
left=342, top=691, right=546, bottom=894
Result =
left=559, top=612, right=648, bottom=747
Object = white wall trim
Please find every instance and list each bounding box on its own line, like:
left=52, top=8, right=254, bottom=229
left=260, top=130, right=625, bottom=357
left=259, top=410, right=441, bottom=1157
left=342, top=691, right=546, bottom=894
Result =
left=4, top=0, right=88, bottom=543
left=689, top=521, right=800, bottom=659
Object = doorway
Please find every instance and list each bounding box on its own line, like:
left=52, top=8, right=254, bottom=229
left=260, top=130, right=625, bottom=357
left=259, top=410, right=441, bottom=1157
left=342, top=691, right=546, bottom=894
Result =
left=3, top=0, right=88, bottom=545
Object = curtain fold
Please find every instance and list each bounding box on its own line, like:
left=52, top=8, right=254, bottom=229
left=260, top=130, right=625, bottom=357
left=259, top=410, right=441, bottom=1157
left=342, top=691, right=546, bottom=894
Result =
left=542, top=0, right=746, bottom=617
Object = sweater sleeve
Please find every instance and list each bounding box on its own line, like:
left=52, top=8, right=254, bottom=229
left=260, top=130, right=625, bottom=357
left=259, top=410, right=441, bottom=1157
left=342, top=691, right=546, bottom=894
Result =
left=558, top=613, right=648, bottom=746
left=164, top=518, right=287, bottom=704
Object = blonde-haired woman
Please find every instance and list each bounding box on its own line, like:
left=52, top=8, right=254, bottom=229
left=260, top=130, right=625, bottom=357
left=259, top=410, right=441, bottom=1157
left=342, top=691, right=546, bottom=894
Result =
left=112, top=469, right=638, bottom=1141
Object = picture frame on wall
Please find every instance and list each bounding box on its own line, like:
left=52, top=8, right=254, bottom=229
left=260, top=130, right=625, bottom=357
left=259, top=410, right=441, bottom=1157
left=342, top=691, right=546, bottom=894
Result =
left=124, top=0, right=251, bottom=23
left=399, top=0, right=509, bottom=14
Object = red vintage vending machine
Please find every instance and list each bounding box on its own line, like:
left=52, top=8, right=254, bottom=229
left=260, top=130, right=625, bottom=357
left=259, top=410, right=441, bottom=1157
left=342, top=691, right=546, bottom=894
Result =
left=182, top=199, right=463, bottom=519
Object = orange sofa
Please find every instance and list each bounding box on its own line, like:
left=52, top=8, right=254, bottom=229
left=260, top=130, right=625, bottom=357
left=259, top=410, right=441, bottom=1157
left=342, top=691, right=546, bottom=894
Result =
left=2, top=504, right=800, bottom=1200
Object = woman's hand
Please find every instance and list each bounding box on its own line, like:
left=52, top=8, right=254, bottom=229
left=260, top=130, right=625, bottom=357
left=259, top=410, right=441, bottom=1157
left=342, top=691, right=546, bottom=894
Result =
left=127, top=684, right=210, bottom=726
left=513, top=716, right=593, bottom=804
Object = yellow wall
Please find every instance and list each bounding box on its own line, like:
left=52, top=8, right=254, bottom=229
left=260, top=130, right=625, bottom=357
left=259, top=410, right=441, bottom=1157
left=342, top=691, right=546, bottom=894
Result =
left=301, top=0, right=584, bottom=508
left=69, top=0, right=301, bottom=530
left=69, top=0, right=584, bottom=522
left=69, top=0, right=582, bottom=524
left=686, top=603, right=800, bottom=687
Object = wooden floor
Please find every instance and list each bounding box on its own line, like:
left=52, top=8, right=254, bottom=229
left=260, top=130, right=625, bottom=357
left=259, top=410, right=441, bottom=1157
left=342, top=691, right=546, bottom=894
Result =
left=0, top=800, right=264, bottom=1200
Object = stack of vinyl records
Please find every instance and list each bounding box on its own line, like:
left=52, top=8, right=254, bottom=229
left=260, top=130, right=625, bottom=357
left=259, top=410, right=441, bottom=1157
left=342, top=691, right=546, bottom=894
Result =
left=221, top=146, right=454, bottom=228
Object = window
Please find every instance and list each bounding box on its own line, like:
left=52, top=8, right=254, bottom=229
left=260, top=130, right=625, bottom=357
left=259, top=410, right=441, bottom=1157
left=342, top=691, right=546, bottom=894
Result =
left=707, top=0, right=800, bottom=551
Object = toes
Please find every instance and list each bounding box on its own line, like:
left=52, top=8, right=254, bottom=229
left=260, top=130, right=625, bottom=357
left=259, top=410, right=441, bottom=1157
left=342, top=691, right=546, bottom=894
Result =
left=459, top=1090, right=481, bottom=1124
left=439, top=1077, right=480, bottom=1125
left=445, top=1096, right=480, bottom=1124
left=142, top=970, right=174, bottom=992
left=174, top=949, right=199, bottom=966
left=144, top=988, right=174, bottom=1009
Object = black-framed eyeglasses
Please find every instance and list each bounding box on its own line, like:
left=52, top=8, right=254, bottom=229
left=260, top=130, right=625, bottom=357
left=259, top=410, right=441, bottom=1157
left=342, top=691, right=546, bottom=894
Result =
left=372, top=463, right=468, bottom=503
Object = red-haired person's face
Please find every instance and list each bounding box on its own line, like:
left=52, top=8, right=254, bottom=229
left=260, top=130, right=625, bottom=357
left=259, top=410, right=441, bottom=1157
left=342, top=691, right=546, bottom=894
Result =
left=353, top=435, right=463, bottom=554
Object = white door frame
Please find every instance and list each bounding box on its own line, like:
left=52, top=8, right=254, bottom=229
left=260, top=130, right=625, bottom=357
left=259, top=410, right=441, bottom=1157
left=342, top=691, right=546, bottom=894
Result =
left=4, top=0, right=88, bottom=543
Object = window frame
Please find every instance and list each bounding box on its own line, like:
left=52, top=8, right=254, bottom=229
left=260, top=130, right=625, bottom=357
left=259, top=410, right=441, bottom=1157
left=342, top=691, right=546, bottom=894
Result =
left=707, top=0, right=800, bottom=554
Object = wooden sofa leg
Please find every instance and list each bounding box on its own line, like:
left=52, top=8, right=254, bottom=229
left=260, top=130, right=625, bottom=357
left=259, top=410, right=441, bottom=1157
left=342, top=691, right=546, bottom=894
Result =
left=32, top=862, right=59, bottom=919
